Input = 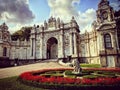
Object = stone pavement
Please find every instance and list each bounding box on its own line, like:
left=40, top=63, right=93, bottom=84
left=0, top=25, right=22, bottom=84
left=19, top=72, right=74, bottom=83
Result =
left=0, top=61, right=70, bottom=79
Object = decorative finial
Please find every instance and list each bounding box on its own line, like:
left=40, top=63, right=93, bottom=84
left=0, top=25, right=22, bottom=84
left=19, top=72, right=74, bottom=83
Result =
left=72, top=16, right=75, bottom=20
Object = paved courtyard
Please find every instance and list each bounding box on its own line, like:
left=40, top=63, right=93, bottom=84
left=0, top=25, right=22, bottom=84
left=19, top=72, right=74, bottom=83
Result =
left=0, top=61, right=70, bottom=79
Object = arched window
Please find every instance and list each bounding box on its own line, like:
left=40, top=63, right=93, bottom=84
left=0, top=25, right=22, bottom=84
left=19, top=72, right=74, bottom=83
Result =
left=3, top=47, right=7, bottom=56
left=104, top=33, right=112, bottom=48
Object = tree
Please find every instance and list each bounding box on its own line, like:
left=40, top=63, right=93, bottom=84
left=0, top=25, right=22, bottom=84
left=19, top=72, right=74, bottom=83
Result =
left=11, top=27, right=32, bottom=41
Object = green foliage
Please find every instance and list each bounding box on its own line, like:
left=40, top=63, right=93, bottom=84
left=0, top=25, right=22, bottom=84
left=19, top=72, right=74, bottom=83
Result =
left=64, top=70, right=77, bottom=78
left=95, top=71, right=117, bottom=78
left=83, top=75, right=99, bottom=79
left=11, top=27, right=32, bottom=41
left=82, top=70, right=94, bottom=74
left=41, top=71, right=64, bottom=77
left=65, top=70, right=95, bottom=78
left=80, top=64, right=101, bottom=68
left=64, top=70, right=118, bottom=79
left=45, top=71, right=58, bottom=74
left=41, top=73, right=63, bottom=77
left=95, top=71, right=115, bottom=75
left=65, top=70, right=75, bottom=76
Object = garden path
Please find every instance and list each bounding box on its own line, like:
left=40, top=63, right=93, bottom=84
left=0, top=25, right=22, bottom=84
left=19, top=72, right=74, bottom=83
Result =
left=0, top=61, right=70, bottom=79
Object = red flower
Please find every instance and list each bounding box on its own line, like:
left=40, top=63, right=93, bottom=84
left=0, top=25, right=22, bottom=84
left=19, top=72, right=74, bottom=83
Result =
left=19, top=68, right=120, bottom=85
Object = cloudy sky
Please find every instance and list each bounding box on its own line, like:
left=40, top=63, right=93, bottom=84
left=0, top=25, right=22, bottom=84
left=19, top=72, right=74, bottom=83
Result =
left=0, top=0, right=119, bottom=33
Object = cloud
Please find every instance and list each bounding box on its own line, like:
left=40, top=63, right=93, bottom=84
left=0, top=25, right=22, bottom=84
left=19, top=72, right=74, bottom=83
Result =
left=48, top=0, right=80, bottom=21
left=110, top=0, right=120, bottom=11
left=47, top=0, right=96, bottom=33
left=78, top=8, right=96, bottom=33
left=0, top=0, right=35, bottom=24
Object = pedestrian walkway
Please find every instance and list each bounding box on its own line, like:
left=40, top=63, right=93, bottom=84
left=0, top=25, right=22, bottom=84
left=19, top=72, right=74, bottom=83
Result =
left=0, top=61, right=70, bottom=79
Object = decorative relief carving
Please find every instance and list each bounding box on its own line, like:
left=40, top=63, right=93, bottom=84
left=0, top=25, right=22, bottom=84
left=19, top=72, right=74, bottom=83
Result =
left=64, top=33, right=70, bottom=46
left=99, top=24, right=112, bottom=30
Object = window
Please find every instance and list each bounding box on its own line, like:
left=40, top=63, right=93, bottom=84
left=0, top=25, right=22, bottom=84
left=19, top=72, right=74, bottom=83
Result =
left=3, top=47, right=7, bottom=56
left=104, top=34, right=112, bottom=48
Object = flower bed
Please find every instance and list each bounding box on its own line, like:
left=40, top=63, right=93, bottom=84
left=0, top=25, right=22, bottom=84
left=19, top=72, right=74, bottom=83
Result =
left=19, top=68, right=120, bottom=89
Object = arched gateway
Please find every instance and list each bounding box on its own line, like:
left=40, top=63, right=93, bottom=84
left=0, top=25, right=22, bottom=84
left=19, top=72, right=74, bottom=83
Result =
left=30, top=17, right=79, bottom=61
left=47, top=37, right=58, bottom=59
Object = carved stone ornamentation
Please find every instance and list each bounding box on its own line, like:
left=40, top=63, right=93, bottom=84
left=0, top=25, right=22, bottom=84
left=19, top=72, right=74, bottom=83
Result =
left=72, top=59, right=82, bottom=74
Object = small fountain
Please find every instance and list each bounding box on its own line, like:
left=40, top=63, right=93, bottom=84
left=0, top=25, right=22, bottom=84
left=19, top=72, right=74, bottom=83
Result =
left=72, top=59, right=82, bottom=74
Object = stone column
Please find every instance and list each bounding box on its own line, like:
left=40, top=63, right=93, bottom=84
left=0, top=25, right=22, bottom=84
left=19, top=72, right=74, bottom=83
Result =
left=43, top=40, right=47, bottom=59
left=30, top=37, right=36, bottom=60
left=73, top=32, right=78, bottom=57
left=85, top=35, right=89, bottom=57
left=60, top=32, right=64, bottom=58
left=115, top=32, right=119, bottom=50
left=111, top=33, right=117, bottom=49
left=95, top=36, right=99, bottom=56
left=40, top=34, right=43, bottom=59
left=69, top=32, right=73, bottom=56
left=101, top=34, right=105, bottom=50
left=30, top=38, right=34, bottom=58
left=33, top=38, right=36, bottom=59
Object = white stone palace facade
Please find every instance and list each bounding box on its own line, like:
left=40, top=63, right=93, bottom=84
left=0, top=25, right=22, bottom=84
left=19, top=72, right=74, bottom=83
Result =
left=0, top=0, right=120, bottom=67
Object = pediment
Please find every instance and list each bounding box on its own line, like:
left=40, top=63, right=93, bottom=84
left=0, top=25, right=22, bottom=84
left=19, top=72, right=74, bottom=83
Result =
left=99, top=24, right=113, bottom=30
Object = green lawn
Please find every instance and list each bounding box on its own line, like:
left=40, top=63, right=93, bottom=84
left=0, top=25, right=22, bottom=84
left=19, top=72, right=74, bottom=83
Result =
left=80, top=64, right=101, bottom=68
left=0, top=76, right=45, bottom=90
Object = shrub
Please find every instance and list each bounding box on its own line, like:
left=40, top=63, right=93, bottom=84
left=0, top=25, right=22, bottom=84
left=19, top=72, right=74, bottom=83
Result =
left=83, top=75, right=99, bottom=79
